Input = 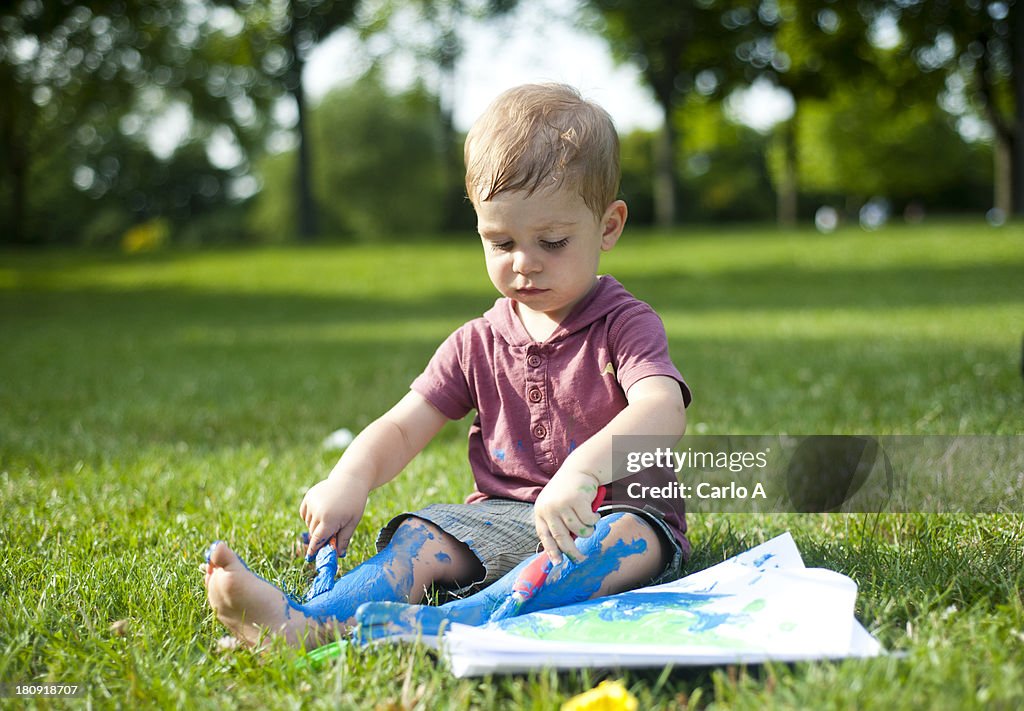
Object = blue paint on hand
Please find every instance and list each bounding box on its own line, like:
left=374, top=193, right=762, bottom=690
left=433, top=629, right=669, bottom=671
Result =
left=305, top=542, right=339, bottom=601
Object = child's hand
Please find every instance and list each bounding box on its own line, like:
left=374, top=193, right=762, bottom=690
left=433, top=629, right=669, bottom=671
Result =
left=299, top=476, right=369, bottom=561
left=534, top=470, right=602, bottom=565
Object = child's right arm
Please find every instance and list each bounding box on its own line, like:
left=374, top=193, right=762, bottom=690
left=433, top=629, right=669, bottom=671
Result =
left=299, top=391, right=448, bottom=560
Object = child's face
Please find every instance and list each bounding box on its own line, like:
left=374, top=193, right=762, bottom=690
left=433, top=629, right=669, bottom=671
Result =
left=475, top=186, right=626, bottom=324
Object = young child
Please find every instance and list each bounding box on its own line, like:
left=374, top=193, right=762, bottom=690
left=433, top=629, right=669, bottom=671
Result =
left=203, top=83, right=691, bottom=648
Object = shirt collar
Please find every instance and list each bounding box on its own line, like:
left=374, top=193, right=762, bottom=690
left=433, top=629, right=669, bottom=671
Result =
left=483, top=275, right=630, bottom=346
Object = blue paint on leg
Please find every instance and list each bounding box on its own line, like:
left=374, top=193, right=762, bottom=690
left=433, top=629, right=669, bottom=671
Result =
left=518, top=512, right=648, bottom=615
left=355, top=512, right=658, bottom=639
left=296, top=520, right=436, bottom=625
left=355, top=555, right=541, bottom=639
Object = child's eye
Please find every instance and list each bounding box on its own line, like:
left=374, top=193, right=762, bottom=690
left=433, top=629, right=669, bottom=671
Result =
left=541, top=238, right=569, bottom=250
left=490, top=241, right=514, bottom=252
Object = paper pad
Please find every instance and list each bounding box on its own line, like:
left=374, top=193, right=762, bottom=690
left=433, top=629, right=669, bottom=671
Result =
left=440, top=532, right=883, bottom=677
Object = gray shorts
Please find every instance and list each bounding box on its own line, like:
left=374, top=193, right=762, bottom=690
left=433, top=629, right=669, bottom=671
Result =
left=375, top=498, right=685, bottom=597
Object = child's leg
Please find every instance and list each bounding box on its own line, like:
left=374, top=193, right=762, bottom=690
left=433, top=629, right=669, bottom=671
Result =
left=202, top=517, right=482, bottom=648
left=356, top=511, right=667, bottom=639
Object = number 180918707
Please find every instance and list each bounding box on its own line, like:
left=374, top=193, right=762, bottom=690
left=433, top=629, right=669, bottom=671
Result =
left=1, top=684, right=84, bottom=697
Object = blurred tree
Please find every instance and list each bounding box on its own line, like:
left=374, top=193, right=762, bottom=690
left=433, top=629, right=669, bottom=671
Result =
left=620, top=103, right=776, bottom=226
left=882, top=0, right=1022, bottom=215
left=587, top=0, right=746, bottom=227
left=738, top=0, right=877, bottom=225
left=680, top=97, right=775, bottom=222
left=238, top=0, right=361, bottom=240
left=797, top=76, right=992, bottom=215
left=0, top=1, right=275, bottom=244
left=619, top=129, right=657, bottom=225
left=249, top=73, right=446, bottom=240
left=356, top=0, right=517, bottom=230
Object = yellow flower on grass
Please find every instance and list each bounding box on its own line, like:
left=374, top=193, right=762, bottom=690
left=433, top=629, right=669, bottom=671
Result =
left=561, top=680, right=638, bottom=711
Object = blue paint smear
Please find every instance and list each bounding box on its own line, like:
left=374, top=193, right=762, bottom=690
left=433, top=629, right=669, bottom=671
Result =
left=521, top=512, right=648, bottom=614
left=435, top=552, right=452, bottom=563
left=689, top=611, right=733, bottom=632
left=500, top=590, right=744, bottom=638
left=305, top=543, right=339, bottom=601
left=354, top=512, right=667, bottom=640
left=752, top=553, right=775, bottom=568
left=300, top=521, right=434, bottom=624
left=492, top=448, right=506, bottom=462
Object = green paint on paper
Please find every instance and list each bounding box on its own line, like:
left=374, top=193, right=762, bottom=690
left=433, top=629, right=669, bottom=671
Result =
left=743, top=598, right=766, bottom=613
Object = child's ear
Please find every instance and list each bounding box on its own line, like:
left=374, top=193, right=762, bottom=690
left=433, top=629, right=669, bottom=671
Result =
left=600, top=200, right=628, bottom=251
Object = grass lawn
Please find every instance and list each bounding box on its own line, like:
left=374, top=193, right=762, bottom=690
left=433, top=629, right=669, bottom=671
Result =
left=1, top=221, right=1023, bottom=708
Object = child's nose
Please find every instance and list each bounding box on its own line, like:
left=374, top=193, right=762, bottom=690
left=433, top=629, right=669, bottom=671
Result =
left=513, top=248, right=541, bottom=275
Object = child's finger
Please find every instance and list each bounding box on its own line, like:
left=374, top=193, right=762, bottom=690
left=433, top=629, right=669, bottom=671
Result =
left=304, top=525, right=332, bottom=561
left=331, top=526, right=355, bottom=559
left=547, top=516, right=582, bottom=563
left=572, top=500, right=601, bottom=529
left=536, top=520, right=562, bottom=565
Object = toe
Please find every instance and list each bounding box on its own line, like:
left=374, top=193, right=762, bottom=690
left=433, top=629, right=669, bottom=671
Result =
left=207, top=540, right=244, bottom=570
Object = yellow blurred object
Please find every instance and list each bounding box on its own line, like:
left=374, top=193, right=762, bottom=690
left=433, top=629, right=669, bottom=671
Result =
left=121, top=218, right=170, bottom=253
left=561, top=680, right=638, bottom=711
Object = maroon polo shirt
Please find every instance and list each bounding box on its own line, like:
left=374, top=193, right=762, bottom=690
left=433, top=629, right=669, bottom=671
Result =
left=411, top=275, right=692, bottom=549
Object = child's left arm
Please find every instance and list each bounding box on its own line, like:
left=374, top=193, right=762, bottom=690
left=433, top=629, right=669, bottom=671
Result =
left=533, top=375, right=686, bottom=564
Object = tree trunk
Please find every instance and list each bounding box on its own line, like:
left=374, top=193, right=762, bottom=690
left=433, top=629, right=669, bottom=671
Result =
left=288, top=12, right=317, bottom=242
left=292, top=71, right=318, bottom=241
left=292, top=78, right=315, bottom=239
left=776, top=107, right=799, bottom=228
left=1012, top=0, right=1024, bottom=214
left=653, top=101, right=677, bottom=228
left=436, top=23, right=465, bottom=230
left=995, top=130, right=1012, bottom=215
left=0, top=84, right=29, bottom=244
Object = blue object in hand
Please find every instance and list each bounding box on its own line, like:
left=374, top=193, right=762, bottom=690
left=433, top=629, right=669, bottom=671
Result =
left=305, top=538, right=339, bottom=601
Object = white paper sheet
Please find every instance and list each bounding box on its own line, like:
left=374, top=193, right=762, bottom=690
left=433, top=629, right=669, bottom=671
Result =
left=440, top=532, right=883, bottom=677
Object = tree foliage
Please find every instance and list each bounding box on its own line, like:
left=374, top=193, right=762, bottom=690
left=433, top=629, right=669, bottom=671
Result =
left=796, top=78, right=992, bottom=211
left=588, top=0, right=752, bottom=226
left=249, top=73, right=450, bottom=240
left=236, top=0, right=362, bottom=239
left=0, top=0, right=279, bottom=244
left=881, top=0, right=1022, bottom=214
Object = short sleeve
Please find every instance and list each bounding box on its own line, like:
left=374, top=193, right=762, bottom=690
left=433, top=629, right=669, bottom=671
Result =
left=608, top=305, right=692, bottom=407
left=410, top=327, right=476, bottom=420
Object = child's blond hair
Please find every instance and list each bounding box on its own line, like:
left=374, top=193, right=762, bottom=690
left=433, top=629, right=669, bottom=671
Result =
left=464, top=84, right=620, bottom=219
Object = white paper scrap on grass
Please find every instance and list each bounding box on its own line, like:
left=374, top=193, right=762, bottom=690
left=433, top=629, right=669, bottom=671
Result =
left=441, top=532, right=883, bottom=677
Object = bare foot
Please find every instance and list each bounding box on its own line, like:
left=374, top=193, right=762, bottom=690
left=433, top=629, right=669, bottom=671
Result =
left=203, top=540, right=342, bottom=649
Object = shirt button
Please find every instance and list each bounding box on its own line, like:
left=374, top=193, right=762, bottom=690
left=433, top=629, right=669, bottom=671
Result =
left=528, top=387, right=542, bottom=403
left=527, top=354, right=542, bottom=368
left=532, top=424, right=547, bottom=439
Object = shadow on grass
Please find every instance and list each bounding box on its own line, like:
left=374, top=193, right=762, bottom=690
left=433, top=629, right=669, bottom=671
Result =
left=620, top=262, right=1024, bottom=313
left=2, top=254, right=1022, bottom=458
